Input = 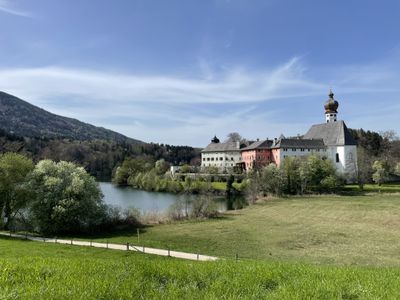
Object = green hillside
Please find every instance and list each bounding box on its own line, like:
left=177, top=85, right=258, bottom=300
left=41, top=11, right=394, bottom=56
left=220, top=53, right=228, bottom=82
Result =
left=2, top=236, right=400, bottom=299
left=0, top=91, right=140, bottom=142
left=77, top=192, right=400, bottom=266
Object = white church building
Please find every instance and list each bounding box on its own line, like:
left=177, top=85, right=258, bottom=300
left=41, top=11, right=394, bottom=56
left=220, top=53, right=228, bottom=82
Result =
left=304, top=90, right=358, bottom=179
left=201, top=91, right=358, bottom=180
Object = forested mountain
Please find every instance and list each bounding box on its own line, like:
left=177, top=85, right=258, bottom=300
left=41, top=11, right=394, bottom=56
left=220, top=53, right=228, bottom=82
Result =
left=0, top=91, right=139, bottom=142
left=0, top=92, right=199, bottom=180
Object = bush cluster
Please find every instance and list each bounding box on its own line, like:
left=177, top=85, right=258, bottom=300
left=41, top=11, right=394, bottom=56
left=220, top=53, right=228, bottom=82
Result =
left=245, top=155, right=344, bottom=198
left=0, top=153, right=139, bottom=235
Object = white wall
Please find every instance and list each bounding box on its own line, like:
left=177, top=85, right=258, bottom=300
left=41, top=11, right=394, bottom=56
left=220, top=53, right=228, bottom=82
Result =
left=326, top=145, right=358, bottom=180
left=201, top=151, right=242, bottom=170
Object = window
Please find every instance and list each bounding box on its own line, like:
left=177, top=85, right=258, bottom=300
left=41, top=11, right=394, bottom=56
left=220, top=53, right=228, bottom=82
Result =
left=202, top=158, right=205, bottom=161
left=283, top=148, right=288, bottom=152
left=211, top=157, right=214, bottom=161
left=292, top=148, right=296, bottom=151
left=308, top=149, right=311, bottom=152
left=220, top=157, right=223, bottom=161
left=231, top=157, right=234, bottom=161
left=301, top=148, right=305, bottom=152
left=336, top=153, right=340, bottom=163
left=207, top=158, right=210, bottom=161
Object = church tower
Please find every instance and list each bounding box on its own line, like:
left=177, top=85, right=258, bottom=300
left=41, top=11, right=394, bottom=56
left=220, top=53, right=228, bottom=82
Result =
left=324, top=90, right=339, bottom=123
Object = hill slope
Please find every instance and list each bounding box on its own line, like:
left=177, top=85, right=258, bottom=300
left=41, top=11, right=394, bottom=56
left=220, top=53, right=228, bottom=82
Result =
left=0, top=91, right=141, bottom=143
left=2, top=237, right=400, bottom=299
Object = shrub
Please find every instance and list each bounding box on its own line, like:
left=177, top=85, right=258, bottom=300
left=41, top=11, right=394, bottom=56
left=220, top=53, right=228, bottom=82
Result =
left=190, top=197, right=219, bottom=219
left=28, top=160, right=107, bottom=234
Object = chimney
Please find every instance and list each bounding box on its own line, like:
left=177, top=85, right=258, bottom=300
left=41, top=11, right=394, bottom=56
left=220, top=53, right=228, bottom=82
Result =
left=257, top=138, right=259, bottom=142
left=236, top=141, right=240, bottom=149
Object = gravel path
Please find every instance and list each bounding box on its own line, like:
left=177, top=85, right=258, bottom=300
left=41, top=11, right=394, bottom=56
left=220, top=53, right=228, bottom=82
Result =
left=0, top=232, right=218, bottom=261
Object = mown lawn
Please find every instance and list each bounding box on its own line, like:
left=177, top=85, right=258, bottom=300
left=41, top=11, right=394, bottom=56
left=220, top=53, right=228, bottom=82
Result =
left=2, top=236, right=400, bottom=299
left=75, top=193, right=400, bottom=266
left=343, top=183, right=400, bottom=193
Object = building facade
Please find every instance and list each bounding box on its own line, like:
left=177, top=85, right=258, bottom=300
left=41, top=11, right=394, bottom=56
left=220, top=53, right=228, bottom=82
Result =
left=303, top=91, right=358, bottom=180
left=201, top=91, right=357, bottom=179
left=201, top=136, right=243, bottom=171
left=240, top=140, right=273, bottom=170
left=270, top=138, right=326, bottom=167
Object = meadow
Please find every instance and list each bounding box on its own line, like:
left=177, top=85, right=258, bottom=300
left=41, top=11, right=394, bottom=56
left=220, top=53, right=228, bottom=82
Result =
left=4, top=185, right=400, bottom=299
left=2, top=236, right=400, bottom=299
left=78, top=191, right=400, bottom=267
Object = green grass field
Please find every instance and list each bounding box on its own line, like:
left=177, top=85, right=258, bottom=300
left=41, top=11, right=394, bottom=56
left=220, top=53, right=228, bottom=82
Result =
left=2, top=236, right=400, bottom=299
left=343, top=183, right=400, bottom=193
left=75, top=193, right=400, bottom=267
left=5, top=186, right=400, bottom=298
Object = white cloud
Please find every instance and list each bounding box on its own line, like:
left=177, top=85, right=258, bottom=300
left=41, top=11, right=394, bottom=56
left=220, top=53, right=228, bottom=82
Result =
left=1, top=56, right=399, bottom=145
left=0, top=0, right=31, bottom=17
left=0, top=57, right=326, bottom=107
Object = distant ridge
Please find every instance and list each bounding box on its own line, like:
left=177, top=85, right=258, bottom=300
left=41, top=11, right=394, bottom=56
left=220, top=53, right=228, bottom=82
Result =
left=0, top=91, right=143, bottom=143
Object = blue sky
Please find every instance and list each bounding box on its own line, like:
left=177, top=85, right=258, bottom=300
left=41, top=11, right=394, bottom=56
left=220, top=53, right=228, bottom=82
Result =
left=0, top=0, right=400, bottom=146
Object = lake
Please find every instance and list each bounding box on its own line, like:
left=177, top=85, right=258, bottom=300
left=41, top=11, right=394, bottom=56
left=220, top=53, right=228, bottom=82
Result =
left=99, top=182, right=236, bottom=214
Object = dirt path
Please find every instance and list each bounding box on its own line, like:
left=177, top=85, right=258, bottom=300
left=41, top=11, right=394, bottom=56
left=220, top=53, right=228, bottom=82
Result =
left=0, top=232, right=218, bottom=262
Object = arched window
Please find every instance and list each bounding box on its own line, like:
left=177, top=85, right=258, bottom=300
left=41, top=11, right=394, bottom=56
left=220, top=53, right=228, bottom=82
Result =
left=336, top=153, right=340, bottom=163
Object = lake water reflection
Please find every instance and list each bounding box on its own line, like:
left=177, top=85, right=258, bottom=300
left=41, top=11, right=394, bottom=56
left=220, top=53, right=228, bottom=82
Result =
left=99, top=182, right=232, bottom=214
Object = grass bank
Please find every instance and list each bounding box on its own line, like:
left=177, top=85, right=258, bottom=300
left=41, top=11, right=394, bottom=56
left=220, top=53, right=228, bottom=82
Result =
left=2, top=236, right=400, bottom=299
left=342, top=183, right=400, bottom=193
left=72, top=193, right=400, bottom=267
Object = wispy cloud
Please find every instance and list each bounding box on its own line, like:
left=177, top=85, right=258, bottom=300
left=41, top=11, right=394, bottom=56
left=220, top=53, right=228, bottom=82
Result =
left=0, top=0, right=31, bottom=17
left=0, top=57, right=326, bottom=106
left=0, top=56, right=399, bottom=145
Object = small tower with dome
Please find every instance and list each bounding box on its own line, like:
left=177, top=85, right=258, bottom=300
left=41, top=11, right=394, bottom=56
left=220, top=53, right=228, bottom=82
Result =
left=324, top=90, right=339, bottom=123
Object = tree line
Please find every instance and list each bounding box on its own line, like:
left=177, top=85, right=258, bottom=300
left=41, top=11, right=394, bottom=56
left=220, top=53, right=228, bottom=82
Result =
left=114, top=157, right=221, bottom=194
left=0, top=153, right=139, bottom=235
left=0, top=129, right=200, bottom=181
left=351, top=129, right=400, bottom=188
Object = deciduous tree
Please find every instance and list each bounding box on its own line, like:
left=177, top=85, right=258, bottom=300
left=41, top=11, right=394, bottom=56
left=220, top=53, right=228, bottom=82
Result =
left=372, top=160, right=389, bottom=186
left=0, top=153, right=34, bottom=230
left=28, top=160, right=106, bottom=234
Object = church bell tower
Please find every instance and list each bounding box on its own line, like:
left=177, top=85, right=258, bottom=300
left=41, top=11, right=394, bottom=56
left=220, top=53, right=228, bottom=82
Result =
left=324, top=90, right=339, bottom=123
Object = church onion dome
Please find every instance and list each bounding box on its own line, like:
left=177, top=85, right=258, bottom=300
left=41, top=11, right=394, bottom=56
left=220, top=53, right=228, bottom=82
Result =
left=324, top=90, right=339, bottom=113
left=211, top=135, right=220, bottom=143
